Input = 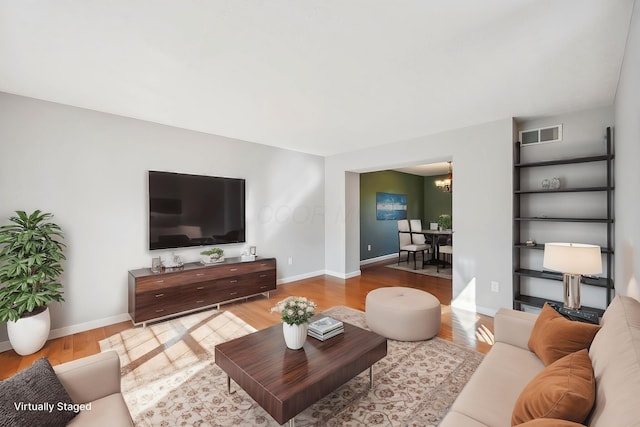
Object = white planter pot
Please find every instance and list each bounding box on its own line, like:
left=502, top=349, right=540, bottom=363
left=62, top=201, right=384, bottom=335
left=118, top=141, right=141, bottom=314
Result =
left=282, top=322, right=308, bottom=350
left=7, top=307, right=51, bottom=356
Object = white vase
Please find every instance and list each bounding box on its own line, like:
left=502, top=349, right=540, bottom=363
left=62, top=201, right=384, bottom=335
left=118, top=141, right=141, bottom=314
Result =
left=282, top=322, right=308, bottom=350
left=7, top=307, right=51, bottom=356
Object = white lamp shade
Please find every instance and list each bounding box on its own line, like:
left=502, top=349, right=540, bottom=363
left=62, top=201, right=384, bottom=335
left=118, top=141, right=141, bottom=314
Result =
left=543, top=243, right=603, bottom=275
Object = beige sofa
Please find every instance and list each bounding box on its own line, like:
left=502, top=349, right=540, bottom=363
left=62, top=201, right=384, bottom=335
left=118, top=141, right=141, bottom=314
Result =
left=440, top=295, right=640, bottom=426
left=54, top=350, right=133, bottom=427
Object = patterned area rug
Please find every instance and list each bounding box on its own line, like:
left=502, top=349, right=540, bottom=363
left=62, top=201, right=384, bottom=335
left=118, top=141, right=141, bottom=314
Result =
left=100, top=306, right=483, bottom=426
left=386, top=262, right=452, bottom=279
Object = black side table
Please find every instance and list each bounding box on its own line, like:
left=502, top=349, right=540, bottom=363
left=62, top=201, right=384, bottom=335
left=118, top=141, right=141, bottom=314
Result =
left=547, top=301, right=599, bottom=324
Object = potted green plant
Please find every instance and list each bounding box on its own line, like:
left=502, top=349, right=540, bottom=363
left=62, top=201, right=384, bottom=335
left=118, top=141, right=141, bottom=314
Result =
left=0, top=210, right=66, bottom=355
left=437, top=214, right=452, bottom=231
left=200, top=247, right=224, bottom=263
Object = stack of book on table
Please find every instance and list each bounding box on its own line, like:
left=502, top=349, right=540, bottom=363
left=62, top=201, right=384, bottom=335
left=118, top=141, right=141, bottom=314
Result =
left=308, top=316, right=344, bottom=341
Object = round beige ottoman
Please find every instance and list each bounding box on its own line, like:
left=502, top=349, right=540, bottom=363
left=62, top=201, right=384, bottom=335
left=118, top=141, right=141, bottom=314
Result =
left=365, top=287, right=441, bottom=341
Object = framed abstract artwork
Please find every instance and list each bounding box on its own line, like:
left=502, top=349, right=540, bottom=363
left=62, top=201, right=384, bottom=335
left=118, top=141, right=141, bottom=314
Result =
left=376, top=192, right=407, bottom=220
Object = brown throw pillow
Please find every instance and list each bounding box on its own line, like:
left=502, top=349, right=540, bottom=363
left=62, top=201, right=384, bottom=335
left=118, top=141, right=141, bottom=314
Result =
left=528, top=303, right=600, bottom=365
left=512, top=349, right=595, bottom=426
left=515, top=418, right=586, bottom=426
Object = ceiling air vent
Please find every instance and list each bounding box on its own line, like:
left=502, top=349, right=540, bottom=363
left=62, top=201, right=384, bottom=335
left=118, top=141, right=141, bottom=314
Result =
left=519, top=124, right=563, bottom=146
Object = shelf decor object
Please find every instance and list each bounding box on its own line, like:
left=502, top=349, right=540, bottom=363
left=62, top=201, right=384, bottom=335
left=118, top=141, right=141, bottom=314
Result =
left=543, top=243, right=603, bottom=309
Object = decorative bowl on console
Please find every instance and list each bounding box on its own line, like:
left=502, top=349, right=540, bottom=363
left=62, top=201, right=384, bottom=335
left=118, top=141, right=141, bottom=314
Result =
left=200, top=247, right=224, bottom=264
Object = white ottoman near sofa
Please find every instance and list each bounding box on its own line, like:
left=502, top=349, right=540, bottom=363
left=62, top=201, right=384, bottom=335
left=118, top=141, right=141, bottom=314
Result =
left=365, top=286, right=441, bottom=341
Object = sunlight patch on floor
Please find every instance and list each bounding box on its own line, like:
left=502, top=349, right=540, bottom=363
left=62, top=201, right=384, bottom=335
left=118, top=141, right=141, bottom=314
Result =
left=475, top=324, right=494, bottom=345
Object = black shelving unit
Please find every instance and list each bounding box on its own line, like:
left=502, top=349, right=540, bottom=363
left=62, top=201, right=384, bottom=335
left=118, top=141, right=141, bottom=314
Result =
left=513, top=127, right=614, bottom=315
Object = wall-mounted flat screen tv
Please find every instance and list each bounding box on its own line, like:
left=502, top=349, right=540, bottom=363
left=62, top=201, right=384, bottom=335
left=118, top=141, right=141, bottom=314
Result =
left=148, top=171, right=246, bottom=250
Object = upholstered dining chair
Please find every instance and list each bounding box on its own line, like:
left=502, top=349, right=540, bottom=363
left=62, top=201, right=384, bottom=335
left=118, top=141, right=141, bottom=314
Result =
left=398, top=219, right=429, bottom=269
left=409, top=219, right=427, bottom=244
left=437, top=235, right=453, bottom=272
left=409, top=219, right=433, bottom=265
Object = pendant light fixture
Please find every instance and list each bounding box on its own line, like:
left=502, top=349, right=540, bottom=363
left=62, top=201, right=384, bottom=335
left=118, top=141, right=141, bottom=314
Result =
left=435, top=161, right=452, bottom=192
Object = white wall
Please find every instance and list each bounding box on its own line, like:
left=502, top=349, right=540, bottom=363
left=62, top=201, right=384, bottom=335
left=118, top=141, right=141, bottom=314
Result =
left=0, top=93, right=325, bottom=344
left=325, top=119, right=514, bottom=315
left=614, top=0, right=640, bottom=299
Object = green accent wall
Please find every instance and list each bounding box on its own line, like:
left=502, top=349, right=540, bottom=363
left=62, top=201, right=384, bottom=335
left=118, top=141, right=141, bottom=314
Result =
left=360, top=171, right=423, bottom=259
left=360, top=170, right=453, bottom=261
left=424, top=173, right=453, bottom=226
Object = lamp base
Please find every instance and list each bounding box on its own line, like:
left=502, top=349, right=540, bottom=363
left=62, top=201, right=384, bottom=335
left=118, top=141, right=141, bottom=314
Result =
left=563, top=273, right=582, bottom=309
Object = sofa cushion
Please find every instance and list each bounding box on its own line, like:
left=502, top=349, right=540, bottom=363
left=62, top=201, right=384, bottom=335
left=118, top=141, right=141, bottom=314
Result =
left=587, top=295, right=640, bottom=427
left=528, top=303, right=600, bottom=365
left=450, top=342, right=544, bottom=426
left=0, top=357, right=78, bottom=426
left=511, top=349, right=595, bottom=425
left=67, top=393, right=132, bottom=427
left=515, top=419, right=586, bottom=426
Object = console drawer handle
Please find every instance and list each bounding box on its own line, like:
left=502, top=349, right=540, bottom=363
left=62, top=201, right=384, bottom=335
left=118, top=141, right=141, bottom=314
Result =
left=155, top=280, right=165, bottom=284
left=260, top=286, right=267, bottom=289
left=230, top=280, right=238, bottom=284
left=197, top=286, right=205, bottom=290
left=196, top=273, right=205, bottom=277
left=155, top=293, right=165, bottom=298
left=230, top=292, right=238, bottom=296
left=155, top=309, right=164, bottom=313
left=196, top=300, right=205, bottom=304
left=260, top=274, right=267, bottom=278
left=230, top=268, right=238, bottom=272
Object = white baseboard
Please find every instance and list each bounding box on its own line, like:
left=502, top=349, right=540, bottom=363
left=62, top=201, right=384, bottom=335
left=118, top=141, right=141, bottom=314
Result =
left=277, top=270, right=326, bottom=285
left=0, top=341, right=12, bottom=353
left=324, top=269, right=361, bottom=279
left=360, top=253, right=397, bottom=265
left=451, top=299, right=498, bottom=318
left=475, top=305, right=498, bottom=318
left=0, top=312, right=132, bottom=354
left=277, top=268, right=363, bottom=283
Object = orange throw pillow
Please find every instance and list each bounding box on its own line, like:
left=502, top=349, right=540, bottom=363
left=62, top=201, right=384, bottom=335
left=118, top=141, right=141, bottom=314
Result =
left=511, top=349, right=595, bottom=426
left=515, top=419, right=585, bottom=426
left=528, top=303, right=600, bottom=366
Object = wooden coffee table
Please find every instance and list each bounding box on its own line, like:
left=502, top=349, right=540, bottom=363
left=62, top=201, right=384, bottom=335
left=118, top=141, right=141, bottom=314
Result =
left=215, top=320, right=387, bottom=426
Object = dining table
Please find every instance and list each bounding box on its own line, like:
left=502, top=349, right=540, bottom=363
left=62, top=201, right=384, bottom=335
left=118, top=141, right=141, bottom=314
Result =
left=419, top=229, right=454, bottom=269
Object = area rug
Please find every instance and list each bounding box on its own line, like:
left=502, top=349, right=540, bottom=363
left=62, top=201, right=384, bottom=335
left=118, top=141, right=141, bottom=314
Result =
left=386, top=262, right=452, bottom=280
left=100, top=306, right=483, bottom=426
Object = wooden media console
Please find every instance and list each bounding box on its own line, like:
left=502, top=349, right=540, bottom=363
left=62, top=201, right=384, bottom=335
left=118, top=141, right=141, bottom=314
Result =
left=128, top=257, right=276, bottom=326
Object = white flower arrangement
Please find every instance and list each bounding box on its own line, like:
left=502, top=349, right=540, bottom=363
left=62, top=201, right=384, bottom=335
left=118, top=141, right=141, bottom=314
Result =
left=271, top=296, right=317, bottom=325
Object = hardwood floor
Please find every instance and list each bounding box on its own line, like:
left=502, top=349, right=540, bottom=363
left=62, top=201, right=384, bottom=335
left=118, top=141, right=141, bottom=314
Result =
left=0, top=260, right=494, bottom=380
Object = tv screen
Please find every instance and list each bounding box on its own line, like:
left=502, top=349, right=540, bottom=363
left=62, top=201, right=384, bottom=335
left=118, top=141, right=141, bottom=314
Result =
left=148, top=171, right=246, bottom=250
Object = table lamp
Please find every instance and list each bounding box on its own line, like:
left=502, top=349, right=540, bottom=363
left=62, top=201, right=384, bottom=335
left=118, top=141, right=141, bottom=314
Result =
left=542, top=243, right=602, bottom=310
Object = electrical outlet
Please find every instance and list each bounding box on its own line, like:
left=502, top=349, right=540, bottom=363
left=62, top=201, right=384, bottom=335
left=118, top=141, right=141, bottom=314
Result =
left=491, top=281, right=500, bottom=293
left=367, top=244, right=372, bottom=251
left=288, top=256, right=293, bottom=265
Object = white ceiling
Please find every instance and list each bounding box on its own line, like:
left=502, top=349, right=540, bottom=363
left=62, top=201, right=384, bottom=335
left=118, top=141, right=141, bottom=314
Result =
left=0, top=1, right=634, bottom=157
left=394, top=162, right=451, bottom=177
